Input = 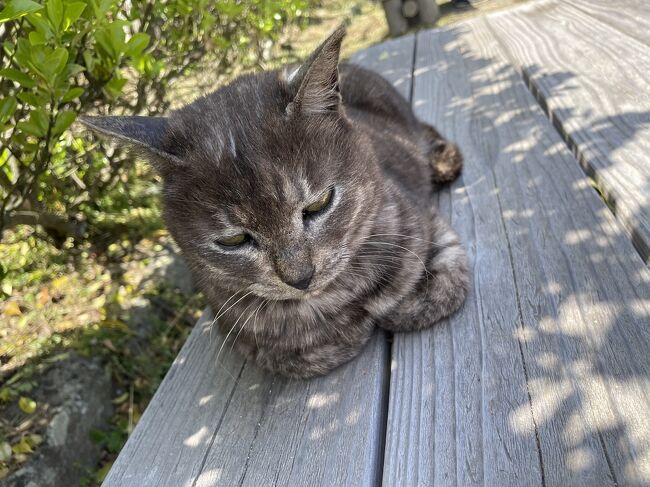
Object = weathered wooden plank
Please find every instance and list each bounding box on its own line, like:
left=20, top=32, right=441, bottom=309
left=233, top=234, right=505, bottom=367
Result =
left=487, top=0, right=650, bottom=261
left=102, top=34, right=419, bottom=487
left=103, top=311, right=389, bottom=486
left=561, top=0, right=650, bottom=45
left=383, top=18, right=650, bottom=487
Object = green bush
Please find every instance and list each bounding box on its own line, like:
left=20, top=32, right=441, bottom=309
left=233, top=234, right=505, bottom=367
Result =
left=0, top=0, right=313, bottom=246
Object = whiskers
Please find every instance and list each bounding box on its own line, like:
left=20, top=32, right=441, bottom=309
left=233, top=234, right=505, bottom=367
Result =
left=351, top=233, right=434, bottom=288
left=211, top=291, right=273, bottom=369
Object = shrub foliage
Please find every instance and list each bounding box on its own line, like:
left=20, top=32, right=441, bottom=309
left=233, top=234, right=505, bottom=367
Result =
left=0, top=0, right=311, bottom=245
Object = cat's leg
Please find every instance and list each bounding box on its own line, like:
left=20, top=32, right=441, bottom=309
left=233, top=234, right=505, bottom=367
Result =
left=420, top=123, right=463, bottom=184
left=378, top=214, right=470, bottom=332
left=239, top=317, right=375, bottom=379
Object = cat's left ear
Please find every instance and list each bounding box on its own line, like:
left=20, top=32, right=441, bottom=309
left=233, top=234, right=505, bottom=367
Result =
left=78, top=115, right=184, bottom=171
left=285, top=24, right=346, bottom=116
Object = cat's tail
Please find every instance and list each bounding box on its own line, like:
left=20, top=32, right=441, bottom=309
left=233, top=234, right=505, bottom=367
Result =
left=421, top=123, right=463, bottom=184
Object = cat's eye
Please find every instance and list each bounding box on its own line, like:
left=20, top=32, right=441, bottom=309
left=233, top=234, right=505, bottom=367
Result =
left=303, top=188, right=334, bottom=218
left=216, top=233, right=249, bottom=247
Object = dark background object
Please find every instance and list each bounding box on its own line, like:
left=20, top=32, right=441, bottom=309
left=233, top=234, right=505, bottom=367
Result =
left=382, top=0, right=441, bottom=36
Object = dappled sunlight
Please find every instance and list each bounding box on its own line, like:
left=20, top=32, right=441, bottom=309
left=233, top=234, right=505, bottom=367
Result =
left=306, top=392, right=339, bottom=409
left=383, top=20, right=650, bottom=486
left=183, top=426, right=210, bottom=448
left=190, top=469, right=222, bottom=487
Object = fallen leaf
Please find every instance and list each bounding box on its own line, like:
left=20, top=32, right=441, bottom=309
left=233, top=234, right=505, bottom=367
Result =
left=112, top=392, right=129, bottom=405
left=37, top=287, right=50, bottom=306
left=103, top=339, right=117, bottom=353
left=26, top=434, right=42, bottom=447
left=3, top=301, right=21, bottom=317
left=12, top=453, right=28, bottom=463
left=51, top=275, right=69, bottom=292
left=0, top=442, right=11, bottom=462
left=11, top=437, right=32, bottom=454
left=1, top=282, right=12, bottom=296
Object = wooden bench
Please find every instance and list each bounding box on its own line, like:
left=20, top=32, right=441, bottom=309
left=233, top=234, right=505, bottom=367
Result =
left=103, top=1, right=650, bottom=485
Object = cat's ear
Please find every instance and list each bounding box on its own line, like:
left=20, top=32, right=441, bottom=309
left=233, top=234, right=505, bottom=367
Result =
left=285, top=24, right=346, bottom=116
left=79, top=115, right=183, bottom=171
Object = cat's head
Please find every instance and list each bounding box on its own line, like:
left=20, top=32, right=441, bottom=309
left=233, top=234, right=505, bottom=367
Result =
left=81, top=26, right=382, bottom=300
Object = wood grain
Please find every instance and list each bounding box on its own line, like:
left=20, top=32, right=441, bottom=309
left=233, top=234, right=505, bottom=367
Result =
left=487, top=0, right=650, bottom=261
left=102, top=312, right=390, bottom=486
left=383, top=18, right=650, bottom=486
left=102, top=34, right=419, bottom=487
left=560, top=0, right=650, bottom=45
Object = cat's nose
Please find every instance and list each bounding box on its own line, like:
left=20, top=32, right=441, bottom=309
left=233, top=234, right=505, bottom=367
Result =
left=283, top=266, right=314, bottom=290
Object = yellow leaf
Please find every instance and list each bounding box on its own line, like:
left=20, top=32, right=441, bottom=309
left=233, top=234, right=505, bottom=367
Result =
left=18, top=397, right=37, bottom=414
left=51, top=275, right=69, bottom=292
left=102, top=338, right=117, bottom=353
left=112, top=392, right=129, bottom=405
left=3, top=301, right=21, bottom=316
left=56, top=320, right=75, bottom=331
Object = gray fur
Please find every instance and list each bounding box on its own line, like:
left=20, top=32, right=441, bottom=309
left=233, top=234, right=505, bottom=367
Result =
left=81, top=26, right=470, bottom=378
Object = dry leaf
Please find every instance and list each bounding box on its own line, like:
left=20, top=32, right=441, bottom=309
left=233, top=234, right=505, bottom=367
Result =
left=3, top=301, right=21, bottom=317
left=37, top=287, right=50, bottom=306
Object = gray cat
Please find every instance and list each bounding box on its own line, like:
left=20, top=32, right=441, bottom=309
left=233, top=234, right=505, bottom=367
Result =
left=81, top=26, right=469, bottom=378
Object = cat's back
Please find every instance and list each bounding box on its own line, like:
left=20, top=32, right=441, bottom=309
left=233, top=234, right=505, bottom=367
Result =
left=340, top=63, right=432, bottom=202
left=340, top=63, right=419, bottom=130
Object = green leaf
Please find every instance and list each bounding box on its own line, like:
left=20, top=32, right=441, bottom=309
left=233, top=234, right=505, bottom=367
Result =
left=17, top=91, right=45, bottom=107
left=99, top=0, right=112, bottom=15
left=13, top=38, right=32, bottom=68
left=52, top=110, right=76, bottom=135
left=26, top=11, right=54, bottom=39
left=50, top=47, right=69, bottom=76
left=64, top=63, right=85, bottom=77
left=104, top=76, right=127, bottom=98
left=125, top=33, right=150, bottom=57
left=0, top=68, right=36, bottom=88
left=62, top=86, right=84, bottom=102
left=0, top=0, right=43, bottom=23
left=108, top=21, right=126, bottom=54
left=18, top=396, right=37, bottom=414
left=94, top=28, right=115, bottom=59
left=28, top=30, right=47, bottom=45
left=63, top=2, right=85, bottom=30
left=0, top=96, right=17, bottom=124
left=46, top=0, right=63, bottom=32
left=17, top=108, right=49, bottom=137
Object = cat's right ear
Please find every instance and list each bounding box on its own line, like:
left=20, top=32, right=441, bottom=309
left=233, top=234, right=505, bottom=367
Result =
left=284, top=24, right=346, bottom=116
left=79, top=115, right=184, bottom=173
